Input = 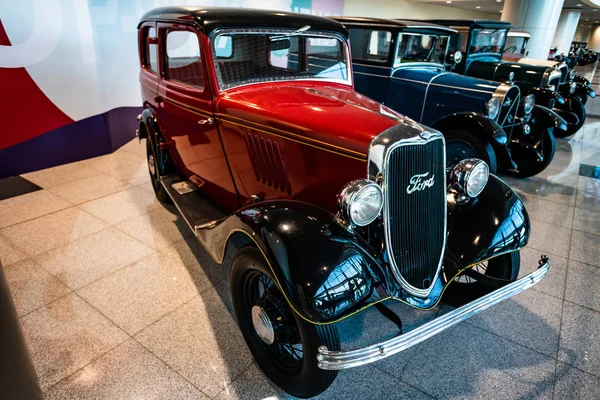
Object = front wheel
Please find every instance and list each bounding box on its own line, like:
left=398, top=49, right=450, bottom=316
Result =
left=146, top=136, right=172, bottom=204
left=443, top=251, right=520, bottom=307
left=231, top=247, right=339, bottom=398
left=555, top=97, right=586, bottom=138
left=507, top=128, right=556, bottom=178
left=444, top=129, right=498, bottom=174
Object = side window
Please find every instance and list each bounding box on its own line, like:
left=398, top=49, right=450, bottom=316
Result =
left=144, top=27, right=158, bottom=73
left=348, top=28, right=391, bottom=63
left=166, top=30, right=204, bottom=89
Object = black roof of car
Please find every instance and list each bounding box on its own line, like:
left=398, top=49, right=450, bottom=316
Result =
left=424, top=20, right=512, bottom=29
left=332, top=16, right=457, bottom=33
left=139, top=6, right=348, bottom=37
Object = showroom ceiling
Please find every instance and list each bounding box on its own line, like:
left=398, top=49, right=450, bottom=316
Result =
left=409, top=0, right=599, bottom=25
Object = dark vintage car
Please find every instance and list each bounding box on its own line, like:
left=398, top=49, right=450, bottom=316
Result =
left=504, top=31, right=596, bottom=106
left=333, top=17, right=563, bottom=178
left=427, top=19, right=593, bottom=137
left=137, top=7, right=549, bottom=397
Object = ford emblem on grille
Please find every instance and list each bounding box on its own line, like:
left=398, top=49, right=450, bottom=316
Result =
left=406, top=172, right=435, bottom=194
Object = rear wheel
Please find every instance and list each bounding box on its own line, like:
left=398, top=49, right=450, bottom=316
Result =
left=444, top=129, right=498, bottom=174
left=231, top=247, right=339, bottom=398
left=443, top=252, right=520, bottom=307
left=146, top=132, right=172, bottom=204
left=507, top=128, right=556, bottom=178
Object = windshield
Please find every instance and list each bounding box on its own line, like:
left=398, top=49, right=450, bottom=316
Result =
left=211, top=29, right=350, bottom=90
left=469, top=28, right=507, bottom=54
left=395, top=33, right=449, bottom=66
left=504, top=37, right=528, bottom=56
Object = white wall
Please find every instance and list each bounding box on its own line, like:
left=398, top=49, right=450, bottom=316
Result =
left=574, top=24, right=592, bottom=43
left=343, top=0, right=499, bottom=20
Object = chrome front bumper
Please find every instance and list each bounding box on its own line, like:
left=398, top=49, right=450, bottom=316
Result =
left=317, top=257, right=549, bottom=370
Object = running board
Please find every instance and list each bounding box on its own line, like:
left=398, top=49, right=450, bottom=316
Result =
left=160, top=175, right=227, bottom=232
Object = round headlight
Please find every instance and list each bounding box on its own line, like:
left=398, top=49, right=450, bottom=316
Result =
left=338, top=179, right=383, bottom=226
left=549, top=84, right=556, bottom=91
left=569, top=69, right=576, bottom=80
left=522, top=93, right=535, bottom=114
left=486, top=97, right=500, bottom=120
left=450, top=159, right=489, bottom=198
left=453, top=51, right=463, bottom=64
left=569, top=82, right=577, bottom=94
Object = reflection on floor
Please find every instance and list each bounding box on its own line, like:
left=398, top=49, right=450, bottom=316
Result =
left=1, top=117, right=600, bottom=399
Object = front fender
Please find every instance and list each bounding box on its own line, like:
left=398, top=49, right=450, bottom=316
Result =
left=532, top=104, right=568, bottom=132
left=574, top=82, right=596, bottom=99
left=446, top=175, right=530, bottom=267
left=530, top=87, right=566, bottom=107
left=432, top=112, right=513, bottom=169
left=573, top=75, right=591, bottom=87
left=215, top=201, right=382, bottom=324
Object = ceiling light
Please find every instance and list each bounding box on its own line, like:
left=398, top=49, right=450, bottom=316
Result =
left=499, top=10, right=503, bottom=13
left=446, top=1, right=452, bottom=3
left=586, top=19, right=589, bottom=21
left=496, top=0, right=502, bottom=2
left=577, top=3, right=582, bottom=6
left=476, top=5, right=481, bottom=8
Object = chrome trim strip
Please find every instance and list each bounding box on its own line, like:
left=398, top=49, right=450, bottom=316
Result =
left=354, top=71, right=391, bottom=78
left=382, top=133, right=447, bottom=298
left=317, top=258, right=550, bottom=370
left=353, top=62, right=392, bottom=69
left=389, top=76, right=428, bottom=85
left=420, top=72, right=450, bottom=122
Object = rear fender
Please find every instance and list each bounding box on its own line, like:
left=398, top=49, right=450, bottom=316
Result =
left=432, top=112, right=513, bottom=169
left=445, top=175, right=530, bottom=267
left=208, top=201, right=383, bottom=324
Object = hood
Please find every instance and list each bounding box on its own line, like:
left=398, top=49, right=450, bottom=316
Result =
left=518, top=57, right=557, bottom=68
left=393, top=66, right=499, bottom=95
left=215, top=82, right=409, bottom=157
left=467, top=59, right=549, bottom=91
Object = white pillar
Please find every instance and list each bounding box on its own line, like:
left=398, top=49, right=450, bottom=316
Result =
left=501, top=0, right=565, bottom=60
left=552, top=9, right=582, bottom=56
left=589, top=25, right=600, bottom=51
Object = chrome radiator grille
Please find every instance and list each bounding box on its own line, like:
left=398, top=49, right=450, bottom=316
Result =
left=384, top=136, right=446, bottom=296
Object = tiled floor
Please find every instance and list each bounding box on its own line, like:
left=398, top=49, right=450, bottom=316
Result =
left=2, top=112, right=600, bottom=399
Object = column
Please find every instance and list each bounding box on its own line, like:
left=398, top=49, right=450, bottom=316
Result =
left=589, top=25, right=600, bottom=51
left=552, top=9, right=582, bottom=56
left=501, top=0, right=565, bottom=60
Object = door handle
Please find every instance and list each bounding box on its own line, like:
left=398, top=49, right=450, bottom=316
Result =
left=198, top=118, right=214, bottom=125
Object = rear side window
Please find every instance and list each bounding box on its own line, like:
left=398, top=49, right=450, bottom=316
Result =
left=144, top=27, right=158, bottom=73
left=166, top=30, right=204, bottom=89
left=348, top=28, right=392, bottom=63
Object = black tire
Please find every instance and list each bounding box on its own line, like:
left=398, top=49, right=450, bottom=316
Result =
left=444, top=129, right=498, bottom=174
left=563, top=96, right=586, bottom=137
left=507, top=128, right=556, bottom=178
left=443, top=252, right=520, bottom=307
left=231, top=247, right=339, bottom=398
left=146, top=135, right=172, bottom=204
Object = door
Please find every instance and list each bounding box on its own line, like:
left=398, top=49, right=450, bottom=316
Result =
left=156, top=23, right=238, bottom=211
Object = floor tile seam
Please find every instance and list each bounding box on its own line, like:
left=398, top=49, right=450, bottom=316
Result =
left=47, top=179, right=135, bottom=206
left=550, top=358, right=559, bottom=400
left=569, top=224, right=600, bottom=239
left=13, top=221, right=115, bottom=267
left=461, top=318, right=559, bottom=362
left=562, top=298, right=600, bottom=315
left=518, top=196, right=576, bottom=209
left=17, top=289, right=73, bottom=320
left=71, top=251, right=159, bottom=294
left=526, top=245, right=570, bottom=259
left=554, top=358, right=600, bottom=379
left=41, top=338, right=131, bottom=395
left=0, top=202, right=107, bottom=235
left=129, top=335, right=214, bottom=399
left=108, top=204, right=176, bottom=232
left=81, top=155, right=147, bottom=175
left=0, top=199, right=74, bottom=230
left=529, top=286, right=564, bottom=302
left=131, top=293, right=201, bottom=340
left=207, top=359, right=259, bottom=400
left=23, top=170, right=105, bottom=191
left=528, top=213, right=575, bottom=230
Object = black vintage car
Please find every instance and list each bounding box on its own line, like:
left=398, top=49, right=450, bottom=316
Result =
left=137, top=7, right=549, bottom=397
left=427, top=19, right=592, bottom=137
left=334, top=17, right=564, bottom=177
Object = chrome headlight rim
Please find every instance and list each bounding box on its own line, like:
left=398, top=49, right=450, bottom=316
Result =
left=338, top=179, right=384, bottom=227
left=569, top=69, right=577, bottom=80
left=522, top=93, right=535, bottom=114
left=486, top=97, right=500, bottom=120
left=450, top=159, right=490, bottom=198
left=569, top=82, right=577, bottom=94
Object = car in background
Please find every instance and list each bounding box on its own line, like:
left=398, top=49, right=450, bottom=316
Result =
left=427, top=19, right=589, bottom=137
left=137, top=7, right=549, bottom=397
left=502, top=30, right=529, bottom=62
left=333, top=17, right=562, bottom=177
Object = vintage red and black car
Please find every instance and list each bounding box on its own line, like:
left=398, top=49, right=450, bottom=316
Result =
left=137, top=7, right=549, bottom=398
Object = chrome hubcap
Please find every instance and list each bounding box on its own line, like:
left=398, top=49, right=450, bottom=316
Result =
left=148, top=154, right=156, bottom=176
left=252, top=305, right=275, bottom=345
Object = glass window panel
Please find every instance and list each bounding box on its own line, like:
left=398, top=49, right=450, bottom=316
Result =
left=166, top=30, right=204, bottom=89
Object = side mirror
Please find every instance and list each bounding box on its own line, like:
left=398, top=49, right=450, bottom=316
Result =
left=453, top=51, right=463, bottom=64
